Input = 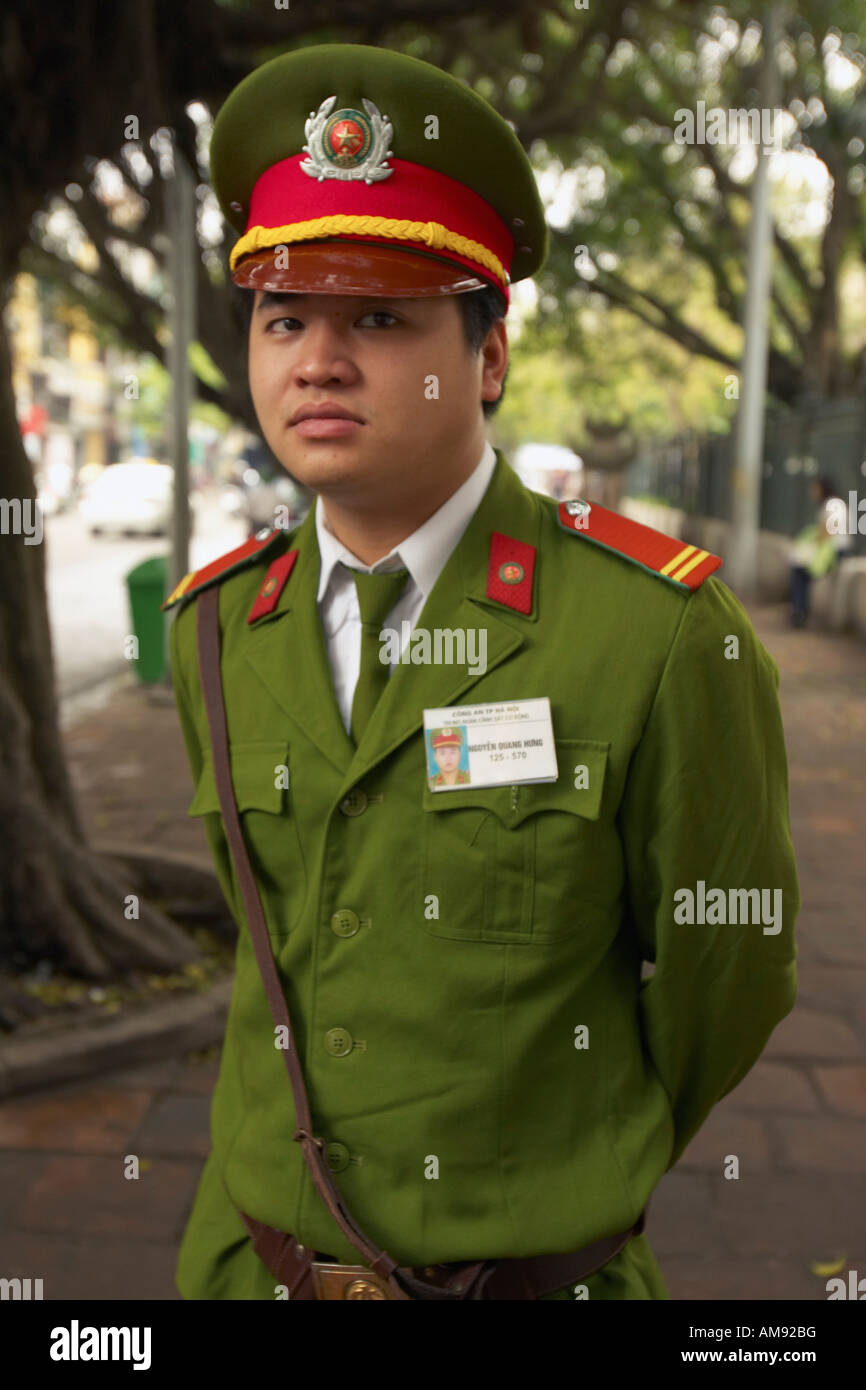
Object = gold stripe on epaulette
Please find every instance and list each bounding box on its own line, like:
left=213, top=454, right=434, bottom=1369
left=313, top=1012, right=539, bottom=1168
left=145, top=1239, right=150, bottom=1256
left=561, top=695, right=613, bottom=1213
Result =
left=669, top=548, right=710, bottom=583
left=659, top=544, right=696, bottom=577
left=166, top=571, right=195, bottom=605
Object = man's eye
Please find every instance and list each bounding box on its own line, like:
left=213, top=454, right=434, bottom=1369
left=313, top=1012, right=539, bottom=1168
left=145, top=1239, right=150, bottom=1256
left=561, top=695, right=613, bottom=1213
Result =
left=264, top=312, right=398, bottom=331
left=358, top=310, right=399, bottom=327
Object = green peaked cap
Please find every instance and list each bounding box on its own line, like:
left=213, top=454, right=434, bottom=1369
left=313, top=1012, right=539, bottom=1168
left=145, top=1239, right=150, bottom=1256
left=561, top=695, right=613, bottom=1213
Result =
left=209, top=42, right=549, bottom=288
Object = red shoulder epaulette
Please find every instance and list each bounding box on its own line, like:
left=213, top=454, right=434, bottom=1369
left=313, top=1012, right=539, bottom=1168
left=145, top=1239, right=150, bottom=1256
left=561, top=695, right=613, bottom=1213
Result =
left=161, top=527, right=285, bottom=611
left=556, top=499, right=722, bottom=592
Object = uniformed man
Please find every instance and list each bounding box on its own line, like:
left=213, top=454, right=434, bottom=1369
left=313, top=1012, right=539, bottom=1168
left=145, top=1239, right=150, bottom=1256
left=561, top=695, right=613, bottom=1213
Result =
left=164, top=42, right=799, bottom=1301
left=428, top=728, right=470, bottom=787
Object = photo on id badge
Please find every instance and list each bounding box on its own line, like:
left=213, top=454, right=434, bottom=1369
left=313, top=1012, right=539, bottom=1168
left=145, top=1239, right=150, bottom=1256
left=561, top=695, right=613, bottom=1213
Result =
left=426, top=727, right=471, bottom=789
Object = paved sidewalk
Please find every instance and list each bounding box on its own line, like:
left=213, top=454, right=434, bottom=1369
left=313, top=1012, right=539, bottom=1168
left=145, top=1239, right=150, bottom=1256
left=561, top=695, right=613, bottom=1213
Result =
left=1, top=605, right=864, bottom=1300
left=652, top=605, right=866, bottom=1299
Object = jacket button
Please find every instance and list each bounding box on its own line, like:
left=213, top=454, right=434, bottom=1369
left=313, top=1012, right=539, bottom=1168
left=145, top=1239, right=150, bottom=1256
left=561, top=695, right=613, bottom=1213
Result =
left=326, top=1142, right=351, bottom=1173
left=339, top=788, right=368, bottom=816
left=330, top=909, right=360, bottom=938
left=325, top=1027, right=354, bottom=1057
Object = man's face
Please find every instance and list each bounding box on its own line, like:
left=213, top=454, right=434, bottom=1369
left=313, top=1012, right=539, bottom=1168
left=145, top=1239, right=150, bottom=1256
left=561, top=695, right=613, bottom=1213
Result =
left=434, top=745, right=460, bottom=774
left=247, top=291, right=504, bottom=505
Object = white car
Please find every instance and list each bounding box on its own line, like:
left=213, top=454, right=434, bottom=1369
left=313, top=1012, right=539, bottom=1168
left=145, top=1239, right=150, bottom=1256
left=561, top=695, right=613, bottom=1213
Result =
left=78, top=462, right=174, bottom=536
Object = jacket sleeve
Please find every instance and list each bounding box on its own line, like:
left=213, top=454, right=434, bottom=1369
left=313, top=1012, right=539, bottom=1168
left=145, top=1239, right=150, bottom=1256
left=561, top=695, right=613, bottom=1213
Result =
left=617, top=575, right=799, bottom=1168
left=168, top=599, right=243, bottom=929
left=168, top=602, right=204, bottom=788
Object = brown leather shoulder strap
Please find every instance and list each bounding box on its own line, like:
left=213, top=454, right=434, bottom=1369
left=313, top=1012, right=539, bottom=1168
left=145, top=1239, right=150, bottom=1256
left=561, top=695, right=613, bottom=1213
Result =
left=195, top=585, right=407, bottom=1291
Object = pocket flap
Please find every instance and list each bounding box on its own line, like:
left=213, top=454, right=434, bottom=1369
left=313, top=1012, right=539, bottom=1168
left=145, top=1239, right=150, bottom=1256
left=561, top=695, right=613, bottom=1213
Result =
left=187, top=741, right=289, bottom=817
left=513, top=738, right=609, bottom=824
left=421, top=738, right=609, bottom=827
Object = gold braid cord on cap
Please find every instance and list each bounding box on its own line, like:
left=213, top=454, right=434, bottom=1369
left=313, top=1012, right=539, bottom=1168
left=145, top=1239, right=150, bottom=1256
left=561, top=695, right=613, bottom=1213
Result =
left=229, top=214, right=509, bottom=288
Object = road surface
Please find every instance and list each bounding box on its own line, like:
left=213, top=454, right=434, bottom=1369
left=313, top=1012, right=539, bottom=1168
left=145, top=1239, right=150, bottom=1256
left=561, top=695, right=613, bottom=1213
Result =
left=45, top=493, right=247, bottom=700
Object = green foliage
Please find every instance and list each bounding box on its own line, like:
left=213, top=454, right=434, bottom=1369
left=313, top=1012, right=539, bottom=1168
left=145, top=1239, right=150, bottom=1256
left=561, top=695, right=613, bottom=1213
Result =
left=22, top=0, right=866, bottom=436
left=425, top=0, right=866, bottom=407
left=114, top=351, right=230, bottom=442
left=189, top=341, right=227, bottom=391
left=495, top=283, right=740, bottom=455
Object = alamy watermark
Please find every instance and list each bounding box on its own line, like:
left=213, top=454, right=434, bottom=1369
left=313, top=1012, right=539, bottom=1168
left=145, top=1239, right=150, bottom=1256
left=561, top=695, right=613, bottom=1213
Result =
left=674, top=101, right=783, bottom=155
left=49, top=1320, right=151, bottom=1369
left=673, top=881, right=783, bottom=935
left=826, top=491, right=866, bottom=536
left=826, top=1269, right=866, bottom=1299
left=0, top=498, right=43, bottom=545
left=1, top=1275, right=43, bottom=1299
left=378, top=623, right=487, bottom=675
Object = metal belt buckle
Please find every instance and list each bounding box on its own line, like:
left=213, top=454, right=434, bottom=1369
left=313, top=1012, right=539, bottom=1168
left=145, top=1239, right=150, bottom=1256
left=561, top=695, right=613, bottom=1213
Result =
left=310, top=1260, right=397, bottom=1300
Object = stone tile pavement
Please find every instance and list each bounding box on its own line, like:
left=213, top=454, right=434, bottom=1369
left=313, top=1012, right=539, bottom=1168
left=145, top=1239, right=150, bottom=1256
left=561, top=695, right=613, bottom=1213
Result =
left=1, top=602, right=863, bottom=1300
left=653, top=604, right=866, bottom=1300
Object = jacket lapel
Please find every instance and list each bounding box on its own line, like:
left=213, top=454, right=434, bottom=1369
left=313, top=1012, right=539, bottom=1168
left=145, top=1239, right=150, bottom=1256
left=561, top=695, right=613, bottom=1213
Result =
left=242, top=451, right=542, bottom=788
left=341, top=452, right=541, bottom=789
left=244, top=507, right=357, bottom=775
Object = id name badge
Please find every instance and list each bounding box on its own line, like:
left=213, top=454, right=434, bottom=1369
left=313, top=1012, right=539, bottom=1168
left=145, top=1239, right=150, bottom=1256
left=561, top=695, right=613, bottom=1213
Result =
left=423, top=698, right=557, bottom=792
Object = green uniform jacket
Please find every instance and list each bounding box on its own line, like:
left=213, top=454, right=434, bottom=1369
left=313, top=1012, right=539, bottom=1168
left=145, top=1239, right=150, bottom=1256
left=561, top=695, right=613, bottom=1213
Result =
left=168, top=451, right=799, bottom=1298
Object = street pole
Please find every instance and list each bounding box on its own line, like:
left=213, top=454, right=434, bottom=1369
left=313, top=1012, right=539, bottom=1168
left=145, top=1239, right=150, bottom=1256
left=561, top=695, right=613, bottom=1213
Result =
left=164, top=133, right=197, bottom=678
left=727, top=4, right=782, bottom=598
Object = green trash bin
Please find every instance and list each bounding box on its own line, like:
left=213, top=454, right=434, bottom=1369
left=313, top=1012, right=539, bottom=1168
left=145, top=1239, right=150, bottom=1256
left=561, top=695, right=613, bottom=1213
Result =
left=125, top=555, right=169, bottom=683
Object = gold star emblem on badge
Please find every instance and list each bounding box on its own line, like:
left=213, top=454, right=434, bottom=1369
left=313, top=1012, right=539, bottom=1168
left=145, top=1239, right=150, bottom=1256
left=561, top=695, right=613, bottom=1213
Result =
left=334, top=123, right=363, bottom=153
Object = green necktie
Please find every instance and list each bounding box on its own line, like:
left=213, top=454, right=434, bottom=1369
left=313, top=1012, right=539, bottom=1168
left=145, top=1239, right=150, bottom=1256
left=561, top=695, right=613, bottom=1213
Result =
left=347, top=565, right=410, bottom=744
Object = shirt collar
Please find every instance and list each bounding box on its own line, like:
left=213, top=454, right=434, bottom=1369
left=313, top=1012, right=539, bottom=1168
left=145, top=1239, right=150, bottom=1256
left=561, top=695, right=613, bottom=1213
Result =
left=315, top=438, right=497, bottom=603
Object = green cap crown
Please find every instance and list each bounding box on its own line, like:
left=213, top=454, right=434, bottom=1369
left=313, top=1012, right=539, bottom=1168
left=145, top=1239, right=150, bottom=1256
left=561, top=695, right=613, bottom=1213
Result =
left=210, top=43, right=548, bottom=287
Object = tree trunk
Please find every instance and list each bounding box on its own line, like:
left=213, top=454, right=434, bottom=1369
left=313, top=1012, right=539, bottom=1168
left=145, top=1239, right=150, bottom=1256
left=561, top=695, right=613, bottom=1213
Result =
left=576, top=421, right=637, bottom=513
left=0, top=307, right=199, bottom=1012
left=583, top=469, right=627, bottom=513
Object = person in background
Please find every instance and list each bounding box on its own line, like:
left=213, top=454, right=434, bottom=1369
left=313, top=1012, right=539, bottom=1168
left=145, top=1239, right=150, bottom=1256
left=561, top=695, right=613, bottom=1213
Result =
left=788, top=476, right=852, bottom=628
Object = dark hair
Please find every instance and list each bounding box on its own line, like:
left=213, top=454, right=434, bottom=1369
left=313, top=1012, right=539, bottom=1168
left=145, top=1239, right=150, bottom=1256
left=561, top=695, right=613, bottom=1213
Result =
left=231, top=279, right=507, bottom=418
left=814, top=475, right=837, bottom=501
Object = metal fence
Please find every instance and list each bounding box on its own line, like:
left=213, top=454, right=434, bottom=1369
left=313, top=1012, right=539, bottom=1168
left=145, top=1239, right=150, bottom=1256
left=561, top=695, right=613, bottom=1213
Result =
left=625, top=398, right=866, bottom=557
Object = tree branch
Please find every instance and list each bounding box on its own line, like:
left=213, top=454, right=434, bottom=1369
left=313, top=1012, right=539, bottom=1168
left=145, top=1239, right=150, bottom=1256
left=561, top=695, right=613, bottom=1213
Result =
left=585, top=268, right=739, bottom=368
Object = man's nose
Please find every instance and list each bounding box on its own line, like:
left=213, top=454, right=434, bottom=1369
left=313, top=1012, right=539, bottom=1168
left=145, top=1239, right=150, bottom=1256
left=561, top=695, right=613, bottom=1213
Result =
left=293, top=317, right=360, bottom=387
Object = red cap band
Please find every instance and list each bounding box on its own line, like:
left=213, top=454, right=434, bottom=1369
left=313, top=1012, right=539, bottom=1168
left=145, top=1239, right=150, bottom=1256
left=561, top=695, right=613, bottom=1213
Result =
left=231, top=154, right=514, bottom=300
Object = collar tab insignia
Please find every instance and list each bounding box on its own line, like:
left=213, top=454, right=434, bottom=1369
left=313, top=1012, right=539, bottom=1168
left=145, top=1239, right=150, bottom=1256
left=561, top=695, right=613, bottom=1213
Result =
left=247, top=549, right=300, bottom=624
left=485, top=531, right=536, bottom=615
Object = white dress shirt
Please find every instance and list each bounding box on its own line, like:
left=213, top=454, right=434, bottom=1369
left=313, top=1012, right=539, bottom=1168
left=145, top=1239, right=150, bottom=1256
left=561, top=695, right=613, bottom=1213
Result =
left=315, top=439, right=497, bottom=733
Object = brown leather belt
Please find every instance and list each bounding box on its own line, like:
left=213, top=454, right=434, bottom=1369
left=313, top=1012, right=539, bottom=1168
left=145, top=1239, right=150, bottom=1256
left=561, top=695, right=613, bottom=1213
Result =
left=238, top=1206, right=647, bottom=1300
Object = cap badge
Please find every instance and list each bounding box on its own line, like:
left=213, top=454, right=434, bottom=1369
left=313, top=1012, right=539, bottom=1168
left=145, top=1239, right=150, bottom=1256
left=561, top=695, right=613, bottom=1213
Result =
left=301, top=95, right=394, bottom=184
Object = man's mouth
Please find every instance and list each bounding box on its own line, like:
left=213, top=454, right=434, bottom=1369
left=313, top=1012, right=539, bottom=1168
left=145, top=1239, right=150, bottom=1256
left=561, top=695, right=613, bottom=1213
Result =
left=289, top=403, right=365, bottom=439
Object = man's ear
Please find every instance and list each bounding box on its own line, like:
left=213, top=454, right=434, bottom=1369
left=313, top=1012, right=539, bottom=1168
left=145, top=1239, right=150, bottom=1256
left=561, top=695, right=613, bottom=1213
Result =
left=481, top=318, right=508, bottom=406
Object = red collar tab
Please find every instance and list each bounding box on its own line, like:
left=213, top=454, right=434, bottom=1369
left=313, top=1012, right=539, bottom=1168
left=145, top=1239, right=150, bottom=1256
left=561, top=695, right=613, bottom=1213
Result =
left=161, top=528, right=285, bottom=612
left=557, top=499, right=722, bottom=591
left=247, top=549, right=299, bottom=624
left=485, top=531, right=536, bottom=614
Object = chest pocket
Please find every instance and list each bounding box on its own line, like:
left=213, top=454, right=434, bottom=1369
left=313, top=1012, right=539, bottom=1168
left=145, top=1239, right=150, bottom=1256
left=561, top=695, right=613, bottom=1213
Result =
left=187, top=739, right=304, bottom=939
left=420, top=738, right=611, bottom=944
